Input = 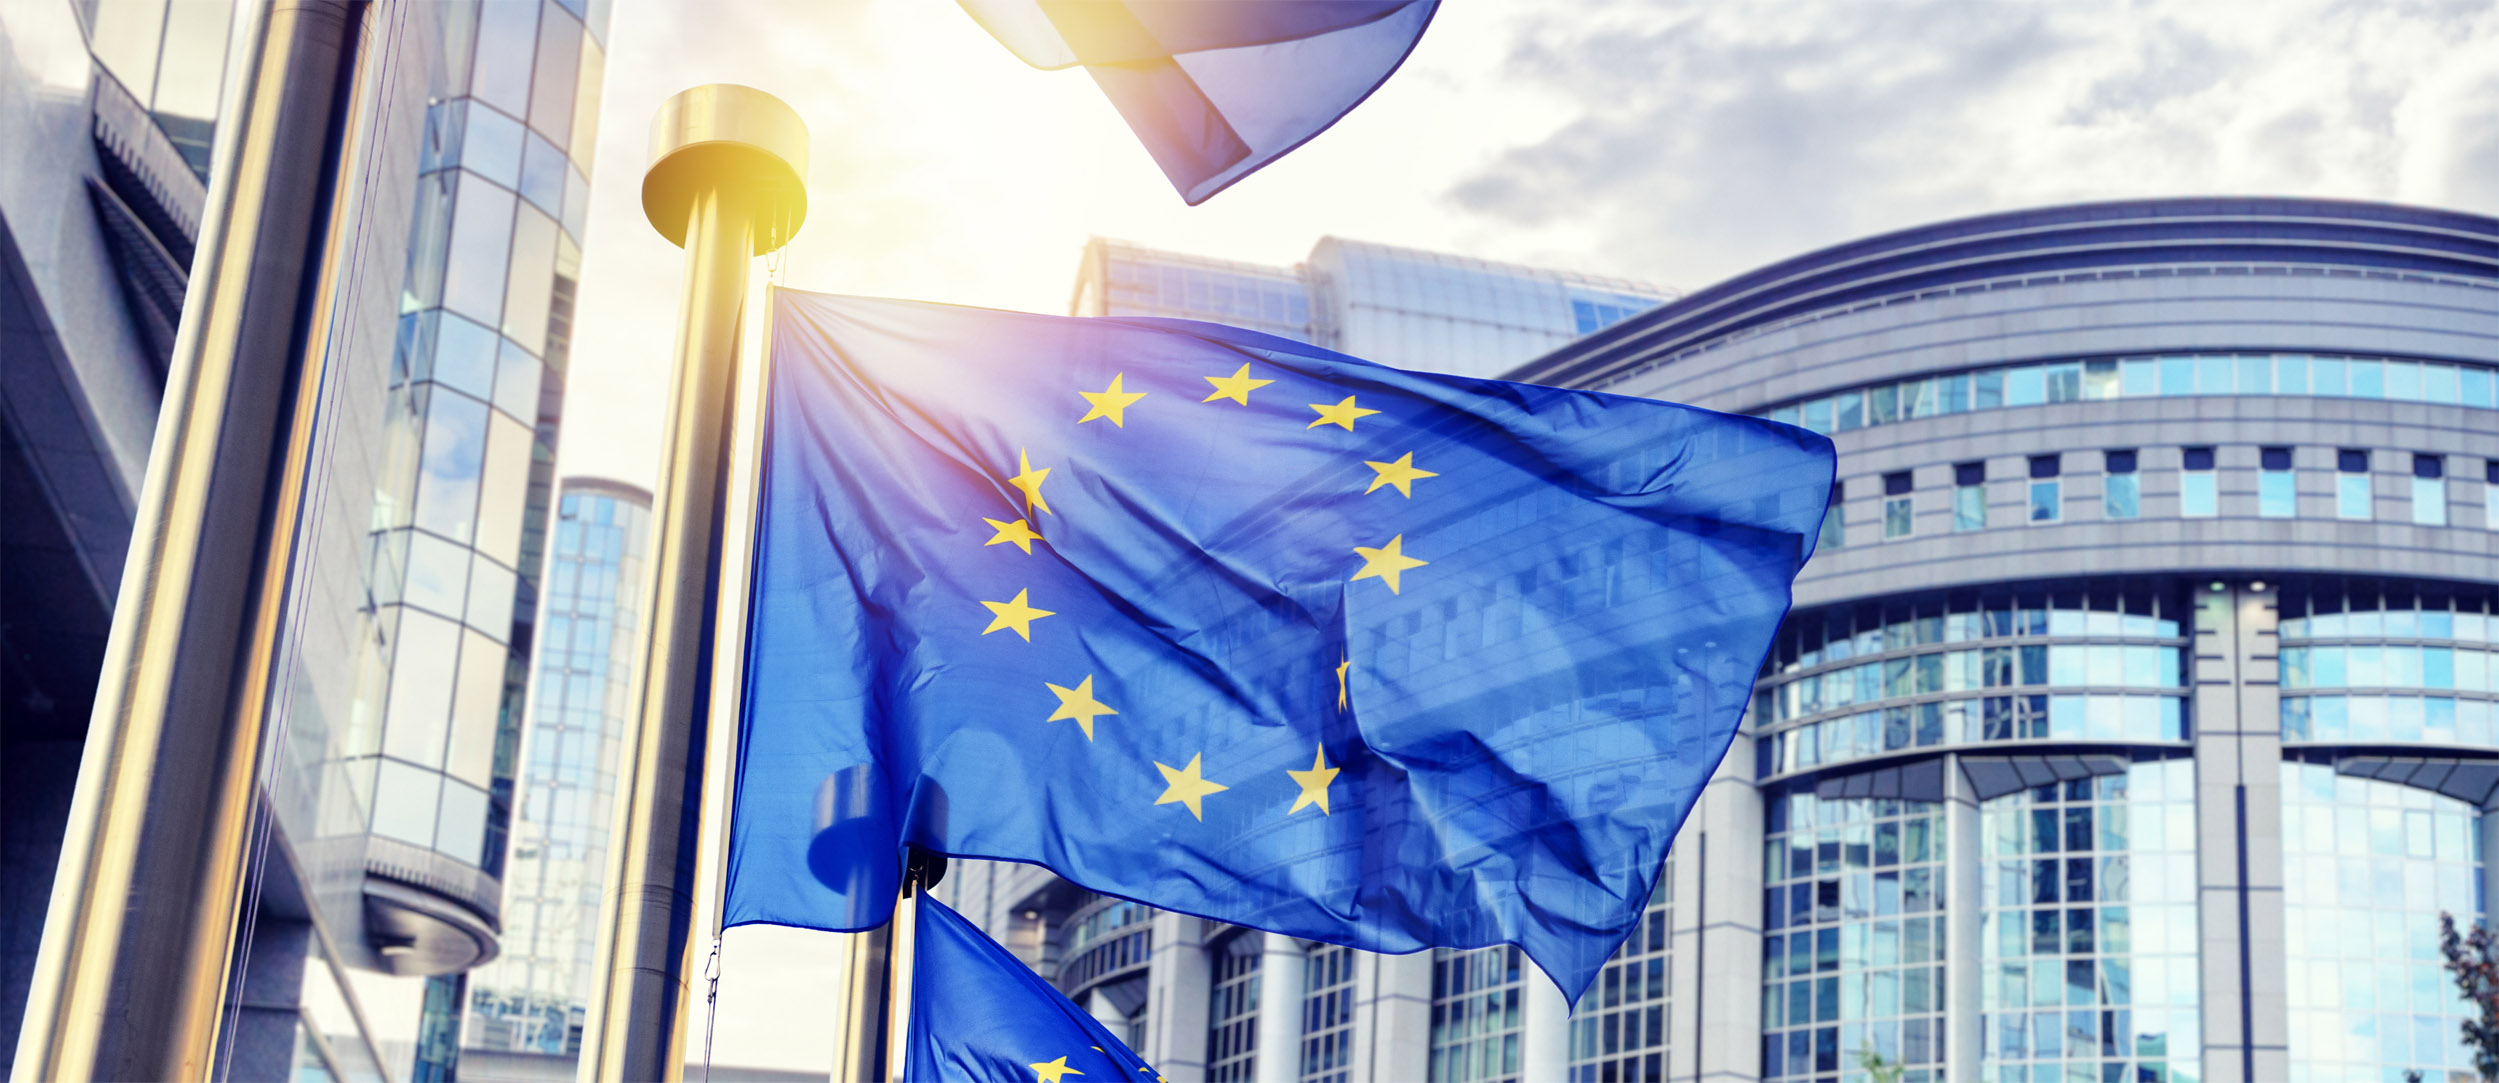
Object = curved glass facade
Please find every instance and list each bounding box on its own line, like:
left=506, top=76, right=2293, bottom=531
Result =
left=1567, top=866, right=1673, bottom=1083
left=1753, top=589, right=2190, bottom=779
left=360, top=0, right=605, bottom=882
left=1761, top=353, right=2499, bottom=437
left=2279, top=586, right=2499, bottom=748
left=1761, top=793, right=1949, bottom=1082
left=1980, top=759, right=2201, bottom=1082
left=2281, top=762, right=2484, bottom=1082
left=462, top=482, right=647, bottom=1056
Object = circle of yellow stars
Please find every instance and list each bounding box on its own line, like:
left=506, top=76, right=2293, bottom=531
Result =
left=964, top=361, right=1445, bottom=827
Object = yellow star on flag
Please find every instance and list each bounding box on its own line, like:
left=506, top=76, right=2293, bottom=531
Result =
left=1287, top=745, right=1341, bottom=815
left=1201, top=364, right=1273, bottom=405
left=1078, top=373, right=1148, bottom=427
left=1306, top=395, right=1379, bottom=431
left=1363, top=452, right=1438, bottom=497
left=1351, top=534, right=1428, bottom=594
left=980, top=589, right=1055, bottom=641
left=1029, top=1056, right=1083, bottom=1083
left=1153, top=754, right=1229, bottom=821
left=1044, top=675, right=1117, bottom=740
left=1008, top=448, right=1053, bottom=515
left=1336, top=655, right=1350, bottom=711
left=984, top=517, right=1043, bottom=554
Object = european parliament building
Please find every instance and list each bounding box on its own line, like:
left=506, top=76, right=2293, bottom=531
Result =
left=948, top=199, right=2499, bottom=1083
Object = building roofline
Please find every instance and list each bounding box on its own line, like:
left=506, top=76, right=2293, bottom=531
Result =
left=560, top=475, right=653, bottom=507
left=1508, top=196, right=2499, bottom=390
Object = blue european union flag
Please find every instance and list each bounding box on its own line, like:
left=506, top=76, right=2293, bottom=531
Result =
left=908, top=894, right=1161, bottom=1082
left=728, top=289, right=1833, bottom=998
left=957, top=0, right=1438, bottom=204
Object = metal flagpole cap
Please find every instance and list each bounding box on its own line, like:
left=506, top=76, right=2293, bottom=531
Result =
left=643, top=83, right=809, bottom=254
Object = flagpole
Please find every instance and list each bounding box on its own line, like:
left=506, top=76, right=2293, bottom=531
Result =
left=579, top=84, right=808, bottom=1083
left=882, top=849, right=945, bottom=1083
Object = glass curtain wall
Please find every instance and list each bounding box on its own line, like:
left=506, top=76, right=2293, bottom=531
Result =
left=1760, top=354, right=2499, bottom=437
left=1567, top=864, right=1672, bottom=1083
left=1429, top=946, right=1523, bottom=1083
left=1753, top=589, right=2190, bottom=779
left=387, top=0, right=610, bottom=1074
left=1207, top=935, right=1262, bottom=1082
left=1761, top=793, right=1949, bottom=1083
left=463, top=485, right=648, bottom=1056
left=1979, top=759, right=2200, bottom=1083
left=1301, top=943, right=1355, bottom=1083
left=2279, top=585, right=2499, bottom=747
left=2279, top=762, right=2484, bottom=1082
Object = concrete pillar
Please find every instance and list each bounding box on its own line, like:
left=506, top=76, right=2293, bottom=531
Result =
left=1143, top=912, right=1211, bottom=1077
left=1518, top=969, right=1570, bottom=1081
left=2190, top=582, right=2287, bottom=1083
left=1680, top=740, right=1764, bottom=1083
left=1252, top=937, right=1305, bottom=1083
left=1943, top=753, right=1986, bottom=1081
left=1347, top=946, right=1431, bottom=1081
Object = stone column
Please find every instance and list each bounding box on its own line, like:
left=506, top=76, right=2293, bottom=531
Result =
left=1944, top=753, right=1986, bottom=1081
left=1253, top=937, right=1306, bottom=1083
left=1518, top=969, right=1570, bottom=1081
left=1143, top=912, right=1211, bottom=1076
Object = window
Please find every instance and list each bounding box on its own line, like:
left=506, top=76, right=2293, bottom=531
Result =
left=1207, top=940, right=1262, bottom=1082
left=1571, top=870, right=1671, bottom=1083
left=2028, top=456, right=2061, bottom=523
left=2488, top=460, right=2499, bottom=530
left=1430, top=947, right=1522, bottom=1082
left=2103, top=451, right=2138, bottom=520
left=1884, top=473, right=1915, bottom=539
left=2180, top=447, right=2218, bottom=518
left=1819, top=483, right=1845, bottom=551
left=2337, top=449, right=2373, bottom=520
left=1302, top=944, right=1356, bottom=1083
left=2259, top=447, right=2295, bottom=518
left=1953, top=463, right=1987, bottom=532
left=2413, top=454, right=2448, bottom=526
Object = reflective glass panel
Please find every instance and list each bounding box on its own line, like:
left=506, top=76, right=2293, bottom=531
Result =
left=442, top=173, right=517, bottom=326
left=414, top=391, right=490, bottom=542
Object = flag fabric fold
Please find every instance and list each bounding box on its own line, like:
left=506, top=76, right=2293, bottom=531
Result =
left=906, top=894, right=1162, bottom=1082
left=727, top=288, right=1834, bottom=999
left=957, top=0, right=1439, bottom=204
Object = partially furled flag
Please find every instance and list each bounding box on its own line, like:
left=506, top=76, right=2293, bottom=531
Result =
left=907, top=894, right=1162, bottom=1082
left=958, top=0, right=1438, bottom=204
left=726, top=289, right=1833, bottom=999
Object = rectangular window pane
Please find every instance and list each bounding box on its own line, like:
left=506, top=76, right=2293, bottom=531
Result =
left=445, top=631, right=505, bottom=788
left=459, top=101, right=525, bottom=188
left=2338, top=474, right=2372, bottom=521
left=2181, top=473, right=2218, bottom=518
left=383, top=609, right=460, bottom=768
left=372, top=760, right=442, bottom=846
left=2120, top=359, right=2157, bottom=396
left=501, top=204, right=559, bottom=355
left=2006, top=366, right=2045, bottom=406
left=528, top=3, right=583, bottom=144
left=442, top=173, right=517, bottom=326
left=473, top=413, right=534, bottom=566
left=1955, top=486, right=1987, bottom=532
left=1886, top=497, right=1914, bottom=539
left=2105, top=474, right=2140, bottom=520
left=2259, top=471, right=2295, bottom=518
left=2030, top=481, right=2061, bottom=523
left=2413, top=477, right=2448, bottom=526
left=413, top=390, right=491, bottom=542
left=470, top=0, right=539, bottom=119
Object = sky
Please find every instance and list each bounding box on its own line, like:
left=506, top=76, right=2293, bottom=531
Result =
left=543, top=0, right=2499, bottom=1072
